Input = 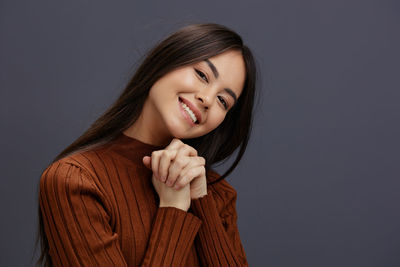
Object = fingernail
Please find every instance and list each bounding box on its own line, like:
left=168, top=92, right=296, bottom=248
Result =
left=174, top=184, right=179, bottom=189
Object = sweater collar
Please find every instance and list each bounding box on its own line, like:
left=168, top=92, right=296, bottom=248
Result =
left=109, top=132, right=165, bottom=164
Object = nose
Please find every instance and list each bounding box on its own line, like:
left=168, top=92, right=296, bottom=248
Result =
left=195, top=91, right=212, bottom=110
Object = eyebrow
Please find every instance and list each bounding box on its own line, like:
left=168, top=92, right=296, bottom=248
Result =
left=204, top=59, right=219, bottom=79
left=204, top=59, right=238, bottom=105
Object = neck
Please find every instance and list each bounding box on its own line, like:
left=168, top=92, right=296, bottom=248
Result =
left=123, top=115, right=172, bottom=147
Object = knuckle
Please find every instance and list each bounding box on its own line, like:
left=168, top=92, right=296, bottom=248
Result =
left=152, top=150, right=160, bottom=157
left=175, top=157, right=185, bottom=166
left=168, top=150, right=176, bottom=158
left=172, top=138, right=183, bottom=145
left=184, top=144, right=197, bottom=155
left=175, top=180, right=183, bottom=188
left=168, top=173, right=178, bottom=183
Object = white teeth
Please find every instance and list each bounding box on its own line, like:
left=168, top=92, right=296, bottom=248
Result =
left=180, top=102, right=198, bottom=123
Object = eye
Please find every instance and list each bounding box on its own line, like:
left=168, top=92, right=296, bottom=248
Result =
left=195, top=69, right=209, bottom=83
left=218, top=96, right=228, bottom=110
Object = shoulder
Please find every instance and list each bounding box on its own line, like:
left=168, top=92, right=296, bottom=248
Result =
left=206, top=169, right=238, bottom=203
left=39, top=156, right=114, bottom=222
left=43, top=141, right=122, bottom=181
left=40, top=156, right=94, bottom=191
left=39, top=146, right=108, bottom=192
left=43, top=152, right=93, bottom=176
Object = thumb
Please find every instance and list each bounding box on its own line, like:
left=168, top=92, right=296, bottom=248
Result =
left=142, top=156, right=152, bottom=170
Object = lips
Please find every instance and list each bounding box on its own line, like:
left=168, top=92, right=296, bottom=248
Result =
left=178, top=97, right=202, bottom=124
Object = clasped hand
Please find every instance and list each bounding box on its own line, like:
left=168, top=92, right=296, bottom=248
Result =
left=142, top=138, right=207, bottom=211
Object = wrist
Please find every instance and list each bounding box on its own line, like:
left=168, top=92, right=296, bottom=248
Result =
left=191, top=192, right=208, bottom=200
left=159, top=201, right=189, bottom=212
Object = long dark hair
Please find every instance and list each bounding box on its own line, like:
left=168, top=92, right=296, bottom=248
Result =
left=35, top=22, right=259, bottom=266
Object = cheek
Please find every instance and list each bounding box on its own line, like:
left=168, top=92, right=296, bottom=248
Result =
left=150, top=69, right=195, bottom=94
left=179, top=76, right=197, bottom=90
left=164, top=69, right=193, bottom=86
left=170, top=69, right=197, bottom=89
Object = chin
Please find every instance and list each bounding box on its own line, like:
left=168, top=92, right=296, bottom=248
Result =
left=178, top=130, right=210, bottom=140
left=171, top=126, right=197, bottom=139
left=163, top=121, right=188, bottom=139
left=164, top=116, right=211, bottom=140
left=166, top=125, right=198, bottom=140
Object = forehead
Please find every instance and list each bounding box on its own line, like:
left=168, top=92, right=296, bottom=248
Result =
left=204, top=50, right=246, bottom=98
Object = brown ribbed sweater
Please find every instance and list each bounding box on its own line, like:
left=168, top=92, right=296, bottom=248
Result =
left=39, top=132, right=248, bottom=266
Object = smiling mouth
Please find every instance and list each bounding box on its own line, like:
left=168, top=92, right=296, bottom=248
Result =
left=179, top=97, right=199, bottom=124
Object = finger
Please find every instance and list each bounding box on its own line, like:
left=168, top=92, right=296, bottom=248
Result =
left=165, top=138, right=198, bottom=157
left=164, top=138, right=185, bottom=151
left=175, top=155, right=205, bottom=170
left=191, top=156, right=206, bottom=167
left=179, top=143, right=198, bottom=157
left=142, top=156, right=151, bottom=169
left=174, top=165, right=204, bottom=190
left=151, top=150, right=162, bottom=180
left=166, top=155, right=190, bottom=187
left=158, top=150, right=176, bottom=182
left=166, top=153, right=203, bottom=187
left=157, top=139, right=183, bottom=184
left=173, top=157, right=205, bottom=189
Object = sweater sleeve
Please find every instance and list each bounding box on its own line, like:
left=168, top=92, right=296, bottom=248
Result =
left=39, top=161, right=202, bottom=267
left=189, top=171, right=249, bottom=267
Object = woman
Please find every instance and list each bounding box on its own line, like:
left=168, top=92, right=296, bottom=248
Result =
left=37, top=23, right=258, bottom=266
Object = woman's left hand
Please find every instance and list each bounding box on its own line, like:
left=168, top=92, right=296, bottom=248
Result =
left=142, top=138, right=207, bottom=199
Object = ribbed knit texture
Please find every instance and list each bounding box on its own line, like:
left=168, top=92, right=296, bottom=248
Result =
left=39, top=132, right=248, bottom=266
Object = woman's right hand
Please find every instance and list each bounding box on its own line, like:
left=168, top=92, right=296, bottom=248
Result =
left=151, top=172, right=191, bottom=211
left=144, top=156, right=191, bottom=211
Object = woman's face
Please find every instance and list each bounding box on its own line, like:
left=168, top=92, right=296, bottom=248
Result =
left=127, top=49, right=246, bottom=146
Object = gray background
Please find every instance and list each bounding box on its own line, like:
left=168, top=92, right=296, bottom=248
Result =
left=1, top=0, right=399, bottom=266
